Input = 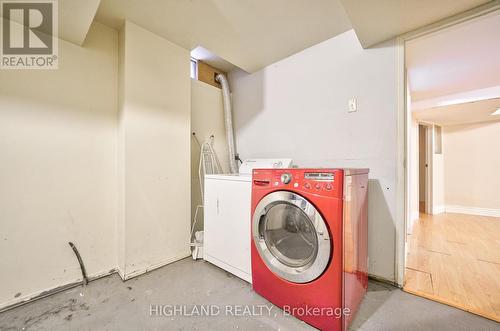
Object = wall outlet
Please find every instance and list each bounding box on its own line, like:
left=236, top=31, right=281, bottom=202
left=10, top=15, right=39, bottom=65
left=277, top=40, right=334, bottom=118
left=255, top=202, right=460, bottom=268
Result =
left=348, top=98, right=357, bottom=112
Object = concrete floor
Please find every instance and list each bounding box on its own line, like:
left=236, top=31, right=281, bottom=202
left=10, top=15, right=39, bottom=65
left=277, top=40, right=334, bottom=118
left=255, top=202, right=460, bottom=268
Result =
left=0, top=258, right=498, bottom=331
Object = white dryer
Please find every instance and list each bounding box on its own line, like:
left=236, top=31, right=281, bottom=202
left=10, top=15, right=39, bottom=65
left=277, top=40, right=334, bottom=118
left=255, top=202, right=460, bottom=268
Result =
left=204, top=159, right=292, bottom=283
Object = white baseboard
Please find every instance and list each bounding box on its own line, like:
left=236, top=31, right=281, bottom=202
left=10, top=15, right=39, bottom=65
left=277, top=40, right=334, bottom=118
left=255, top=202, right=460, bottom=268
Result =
left=433, top=205, right=446, bottom=215
left=117, top=266, right=126, bottom=280
left=121, top=251, right=191, bottom=281
left=0, top=268, right=116, bottom=312
left=1, top=253, right=192, bottom=311
left=445, top=205, right=500, bottom=218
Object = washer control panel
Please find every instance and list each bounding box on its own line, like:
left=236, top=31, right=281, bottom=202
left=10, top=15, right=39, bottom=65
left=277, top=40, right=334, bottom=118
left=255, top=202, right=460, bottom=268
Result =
left=304, top=172, right=335, bottom=181
left=253, top=168, right=344, bottom=198
left=280, top=173, right=292, bottom=184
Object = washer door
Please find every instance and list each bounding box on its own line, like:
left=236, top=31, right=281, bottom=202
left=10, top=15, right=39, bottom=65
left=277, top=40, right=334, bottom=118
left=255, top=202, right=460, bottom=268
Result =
left=252, top=191, right=331, bottom=283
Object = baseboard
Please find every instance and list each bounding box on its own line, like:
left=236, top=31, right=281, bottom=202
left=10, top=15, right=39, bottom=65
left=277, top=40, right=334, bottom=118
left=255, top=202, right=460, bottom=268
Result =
left=368, top=274, right=399, bottom=288
left=445, top=205, right=500, bottom=218
left=117, top=266, right=126, bottom=280
left=121, top=251, right=191, bottom=281
left=433, top=205, right=446, bottom=215
left=1, top=251, right=192, bottom=312
left=0, top=268, right=117, bottom=313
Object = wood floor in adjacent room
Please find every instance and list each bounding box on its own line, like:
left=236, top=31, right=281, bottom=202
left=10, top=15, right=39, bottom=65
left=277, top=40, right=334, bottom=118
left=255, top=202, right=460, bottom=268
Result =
left=405, top=212, right=500, bottom=322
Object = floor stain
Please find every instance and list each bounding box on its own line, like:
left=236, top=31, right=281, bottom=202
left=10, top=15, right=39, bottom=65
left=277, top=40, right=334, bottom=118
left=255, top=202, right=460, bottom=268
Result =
left=79, top=303, right=90, bottom=311
left=22, top=300, right=73, bottom=328
left=18, top=298, right=90, bottom=329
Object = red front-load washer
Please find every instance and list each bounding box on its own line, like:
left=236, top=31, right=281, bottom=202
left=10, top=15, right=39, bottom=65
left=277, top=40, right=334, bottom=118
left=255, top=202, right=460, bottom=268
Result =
left=251, top=168, right=369, bottom=331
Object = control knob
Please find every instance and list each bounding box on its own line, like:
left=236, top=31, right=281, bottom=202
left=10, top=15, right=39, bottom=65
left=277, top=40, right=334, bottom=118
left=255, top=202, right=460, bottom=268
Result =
left=280, top=173, right=292, bottom=184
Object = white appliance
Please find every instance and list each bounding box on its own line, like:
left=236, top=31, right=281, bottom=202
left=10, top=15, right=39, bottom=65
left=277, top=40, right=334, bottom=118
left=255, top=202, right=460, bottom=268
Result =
left=204, top=158, right=292, bottom=283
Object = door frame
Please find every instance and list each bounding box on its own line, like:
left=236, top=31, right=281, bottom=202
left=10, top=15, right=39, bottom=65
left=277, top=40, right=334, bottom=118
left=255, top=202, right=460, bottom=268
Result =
left=395, top=1, right=500, bottom=287
left=418, top=122, right=434, bottom=215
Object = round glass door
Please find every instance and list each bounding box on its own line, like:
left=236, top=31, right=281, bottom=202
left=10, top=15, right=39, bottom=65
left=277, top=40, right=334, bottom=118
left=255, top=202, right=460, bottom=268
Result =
left=253, top=191, right=331, bottom=283
left=262, top=203, right=318, bottom=268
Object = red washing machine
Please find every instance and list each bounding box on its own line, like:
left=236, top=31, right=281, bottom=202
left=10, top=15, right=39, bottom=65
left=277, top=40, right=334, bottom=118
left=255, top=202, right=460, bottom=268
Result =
left=251, top=168, right=369, bottom=331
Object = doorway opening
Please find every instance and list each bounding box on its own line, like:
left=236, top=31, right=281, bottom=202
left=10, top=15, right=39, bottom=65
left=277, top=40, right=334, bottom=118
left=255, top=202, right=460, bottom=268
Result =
left=418, top=123, right=432, bottom=215
left=403, top=10, right=500, bottom=322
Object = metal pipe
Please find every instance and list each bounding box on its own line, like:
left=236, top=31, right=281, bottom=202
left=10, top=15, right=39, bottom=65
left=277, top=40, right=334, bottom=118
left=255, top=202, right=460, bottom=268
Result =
left=215, top=73, right=238, bottom=173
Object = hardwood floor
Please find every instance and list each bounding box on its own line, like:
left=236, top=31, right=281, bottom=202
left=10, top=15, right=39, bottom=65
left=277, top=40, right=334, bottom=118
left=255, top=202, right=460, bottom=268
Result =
left=404, top=212, right=500, bottom=322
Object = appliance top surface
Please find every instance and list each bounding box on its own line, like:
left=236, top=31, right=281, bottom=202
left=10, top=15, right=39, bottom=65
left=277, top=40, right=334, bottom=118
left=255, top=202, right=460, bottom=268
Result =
left=205, top=174, right=252, bottom=182
left=343, top=168, right=369, bottom=175
left=238, top=158, right=293, bottom=175
left=253, top=168, right=369, bottom=175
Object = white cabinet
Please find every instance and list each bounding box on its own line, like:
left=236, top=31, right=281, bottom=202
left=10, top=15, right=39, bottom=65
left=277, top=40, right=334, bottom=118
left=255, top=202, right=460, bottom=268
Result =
left=204, top=175, right=252, bottom=283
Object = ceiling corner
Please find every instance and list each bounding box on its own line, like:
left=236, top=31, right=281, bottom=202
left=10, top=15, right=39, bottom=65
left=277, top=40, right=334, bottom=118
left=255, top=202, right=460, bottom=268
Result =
left=59, top=0, right=101, bottom=46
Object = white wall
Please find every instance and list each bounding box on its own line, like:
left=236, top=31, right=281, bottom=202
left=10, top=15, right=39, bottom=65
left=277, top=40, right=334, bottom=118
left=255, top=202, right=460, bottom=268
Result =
left=432, top=129, right=445, bottom=214
left=443, top=121, right=500, bottom=214
left=408, top=117, right=419, bottom=233
left=407, top=81, right=419, bottom=234
left=229, top=30, right=398, bottom=281
left=0, top=23, right=118, bottom=307
left=190, top=79, right=229, bottom=233
left=117, top=21, right=191, bottom=279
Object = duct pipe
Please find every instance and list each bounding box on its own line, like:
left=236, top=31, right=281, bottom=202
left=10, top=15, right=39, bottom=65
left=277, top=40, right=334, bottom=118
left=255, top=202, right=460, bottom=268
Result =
left=215, top=73, right=238, bottom=173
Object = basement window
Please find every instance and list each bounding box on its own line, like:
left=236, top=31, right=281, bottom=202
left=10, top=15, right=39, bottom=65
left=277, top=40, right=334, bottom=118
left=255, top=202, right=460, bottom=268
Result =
left=190, top=58, right=198, bottom=79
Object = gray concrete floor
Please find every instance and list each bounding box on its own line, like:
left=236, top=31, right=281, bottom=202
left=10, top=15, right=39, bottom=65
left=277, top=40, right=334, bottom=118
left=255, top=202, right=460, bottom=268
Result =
left=0, top=258, right=498, bottom=331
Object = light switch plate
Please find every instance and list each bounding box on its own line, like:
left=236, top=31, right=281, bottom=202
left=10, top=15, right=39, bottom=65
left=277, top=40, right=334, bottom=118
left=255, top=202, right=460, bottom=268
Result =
left=348, top=98, right=357, bottom=112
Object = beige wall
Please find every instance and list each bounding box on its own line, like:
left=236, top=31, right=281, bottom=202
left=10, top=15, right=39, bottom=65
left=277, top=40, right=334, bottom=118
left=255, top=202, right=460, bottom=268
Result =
left=0, top=19, right=194, bottom=308
left=118, top=21, right=191, bottom=278
left=0, top=23, right=118, bottom=307
left=190, top=79, right=229, bottom=233
left=443, top=121, right=500, bottom=211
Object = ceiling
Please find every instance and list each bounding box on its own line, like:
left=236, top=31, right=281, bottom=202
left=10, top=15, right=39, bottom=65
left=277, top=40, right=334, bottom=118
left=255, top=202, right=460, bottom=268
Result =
left=94, top=0, right=352, bottom=73
left=190, top=46, right=237, bottom=73
left=2, top=0, right=100, bottom=46
left=412, top=86, right=500, bottom=111
left=341, top=0, right=492, bottom=47
left=59, top=0, right=101, bottom=45
left=407, top=10, right=500, bottom=126
left=22, top=0, right=498, bottom=75
left=407, top=11, right=500, bottom=101
left=413, top=98, right=500, bottom=126
left=51, top=0, right=498, bottom=74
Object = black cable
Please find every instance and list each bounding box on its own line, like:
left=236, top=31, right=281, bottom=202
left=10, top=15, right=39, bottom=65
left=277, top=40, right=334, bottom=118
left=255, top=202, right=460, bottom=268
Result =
left=68, top=242, right=88, bottom=285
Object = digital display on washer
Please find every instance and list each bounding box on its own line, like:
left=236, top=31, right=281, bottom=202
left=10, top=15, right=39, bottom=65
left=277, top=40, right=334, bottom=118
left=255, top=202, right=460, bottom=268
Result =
left=304, top=172, right=334, bottom=181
